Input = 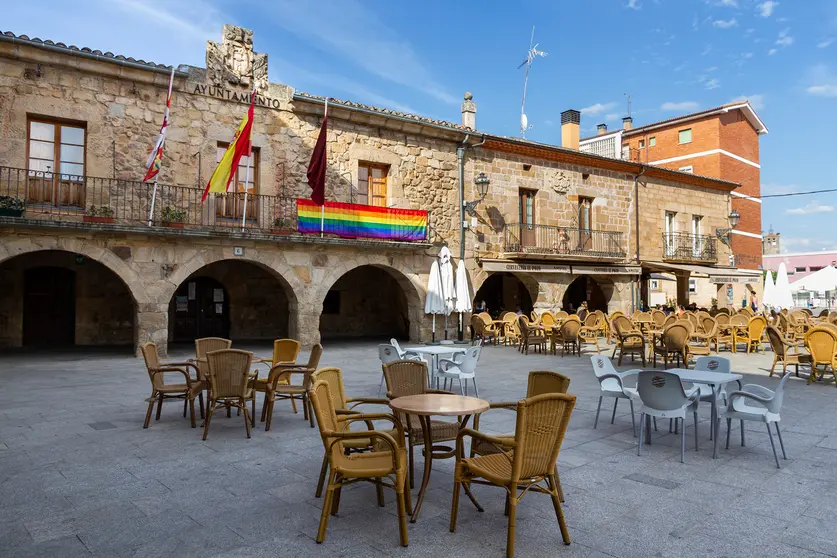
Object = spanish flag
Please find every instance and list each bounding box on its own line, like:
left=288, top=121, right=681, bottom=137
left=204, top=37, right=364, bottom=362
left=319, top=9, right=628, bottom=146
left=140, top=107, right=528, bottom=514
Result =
left=201, top=89, right=256, bottom=202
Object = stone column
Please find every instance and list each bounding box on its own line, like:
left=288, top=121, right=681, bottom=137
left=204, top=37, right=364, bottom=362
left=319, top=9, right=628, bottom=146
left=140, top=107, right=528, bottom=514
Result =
left=296, top=311, right=321, bottom=347
left=675, top=272, right=691, bottom=308
left=136, top=303, right=169, bottom=356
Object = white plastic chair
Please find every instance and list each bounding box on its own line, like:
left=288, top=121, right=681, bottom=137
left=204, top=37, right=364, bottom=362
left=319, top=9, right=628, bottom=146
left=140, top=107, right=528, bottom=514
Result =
left=377, top=344, right=406, bottom=394
left=590, top=355, right=640, bottom=436
left=716, top=372, right=790, bottom=468
left=691, top=356, right=733, bottom=440
left=437, top=343, right=481, bottom=396
left=636, top=371, right=700, bottom=463
left=388, top=338, right=430, bottom=383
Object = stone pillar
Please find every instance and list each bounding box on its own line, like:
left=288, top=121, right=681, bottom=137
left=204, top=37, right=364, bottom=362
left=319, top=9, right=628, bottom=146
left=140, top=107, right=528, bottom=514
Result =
left=296, top=311, right=321, bottom=347
left=675, top=272, right=691, bottom=308
left=136, top=303, right=169, bottom=356
left=461, top=92, right=476, bottom=130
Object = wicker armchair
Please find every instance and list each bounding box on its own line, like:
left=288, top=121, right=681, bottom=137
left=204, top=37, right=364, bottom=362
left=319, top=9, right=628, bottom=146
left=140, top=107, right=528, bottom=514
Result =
left=518, top=315, right=547, bottom=354
left=728, top=314, right=748, bottom=352
left=611, top=315, right=646, bottom=366
left=502, top=312, right=520, bottom=346
left=651, top=309, right=667, bottom=329
left=471, top=315, right=501, bottom=345
left=578, top=314, right=602, bottom=355
left=450, top=392, right=577, bottom=557
left=202, top=349, right=256, bottom=440
left=382, top=360, right=459, bottom=488
left=766, top=326, right=811, bottom=377
left=262, top=344, right=323, bottom=430
left=540, top=311, right=556, bottom=334
left=253, top=339, right=301, bottom=414
left=194, top=337, right=232, bottom=382
left=310, top=367, right=390, bottom=498
left=689, top=317, right=718, bottom=359
left=805, top=326, right=837, bottom=386
left=140, top=342, right=204, bottom=428
left=652, top=321, right=692, bottom=369
left=308, top=379, right=410, bottom=547
left=743, top=316, right=767, bottom=353
left=552, top=316, right=581, bottom=356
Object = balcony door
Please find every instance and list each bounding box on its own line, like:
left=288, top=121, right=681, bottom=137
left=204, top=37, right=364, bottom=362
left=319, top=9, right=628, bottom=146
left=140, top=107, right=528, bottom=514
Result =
left=518, top=189, right=536, bottom=249
left=215, top=145, right=259, bottom=222
left=578, top=197, right=593, bottom=251
left=26, top=119, right=86, bottom=208
left=356, top=163, right=388, bottom=207
left=665, top=211, right=677, bottom=258
left=692, top=215, right=703, bottom=258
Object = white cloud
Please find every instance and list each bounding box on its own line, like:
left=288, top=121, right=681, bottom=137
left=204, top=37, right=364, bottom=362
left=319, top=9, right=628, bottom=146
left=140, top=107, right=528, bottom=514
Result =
left=581, top=102, right=617, bottom=116
left=757, top=1, right=778, bottom=17
left=605, top=113, right=620, bottom=121
left=775, top=28, right=794, bottom=47
left=661, top=101, right=700, bottom=111
left=713, top=18, right=738, bottom=29
left=627, top=0, right=641, bottom=9
left=708, top=0, right=737, bottom=6
left=704, top=66, right=719, bottom=72
left=705, top=78, right=721, bottom=89
left=807, top=84, right=837, bottom=97
left=768, top=48, right=778, bottom=55
left=701, top=45, right=713, bottom=56
left=785, top=203, right=836, bottom=215
left=819, top=38, right=835, bottom=48
left=265, top=0, right=456, bottom=105
left=730, top=94, right=766, bottom=110
left=762, top=183, right=798, bottom=195
left=543, top=119, right=555, bottom=127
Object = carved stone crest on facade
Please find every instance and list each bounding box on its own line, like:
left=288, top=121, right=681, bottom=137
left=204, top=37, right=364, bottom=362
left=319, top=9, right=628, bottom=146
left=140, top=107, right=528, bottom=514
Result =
left=550, top=170, right=571, bottom=194
left=206, top=24, right=268, bottom=90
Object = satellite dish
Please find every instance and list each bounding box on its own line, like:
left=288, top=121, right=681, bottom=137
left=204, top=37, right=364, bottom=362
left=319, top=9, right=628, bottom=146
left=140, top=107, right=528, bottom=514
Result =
left=520, top=113, right=528, bottom=130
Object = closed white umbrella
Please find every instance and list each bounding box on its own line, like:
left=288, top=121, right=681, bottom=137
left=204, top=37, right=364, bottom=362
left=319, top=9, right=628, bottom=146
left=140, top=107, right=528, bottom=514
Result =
left=773, top=262, right=794, bottom=310
left=790, top=265, right=837, bottom=293
left=454, top=259, right=473, bottom=313
left=438, top=246, right=456, bottom=340
left=762, top=271, right=776, bottom=310
left=424, top=258, right=445, bottom=343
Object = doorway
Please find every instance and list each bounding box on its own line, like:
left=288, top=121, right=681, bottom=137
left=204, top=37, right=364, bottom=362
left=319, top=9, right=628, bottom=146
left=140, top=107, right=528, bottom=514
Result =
left=562, top=276, right=608, bottom=314
left=23, top=267, right=76, bottom=346
left=518, top=189, right=537, bottom=249
left=473, top=273, right=534, bottom=318
left=170, top=277, right=229, bottom=342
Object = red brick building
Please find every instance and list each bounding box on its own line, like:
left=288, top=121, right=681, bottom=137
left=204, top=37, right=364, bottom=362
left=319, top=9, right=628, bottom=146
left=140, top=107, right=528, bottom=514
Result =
left=581, top=102, right=767, bottom=273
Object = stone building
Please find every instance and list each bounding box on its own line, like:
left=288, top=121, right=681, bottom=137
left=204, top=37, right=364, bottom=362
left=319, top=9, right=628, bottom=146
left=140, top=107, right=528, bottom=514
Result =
left=0, top=25, right=747, bottom=355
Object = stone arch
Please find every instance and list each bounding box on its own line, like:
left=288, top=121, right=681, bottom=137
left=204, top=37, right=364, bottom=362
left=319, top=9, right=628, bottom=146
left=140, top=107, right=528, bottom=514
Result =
left=471, top=269, right=540, bottom=314
left=562, top=275, right=613, bottom=313
left=312, top=255, right=426, bottom=342
left=0, top=239, right=148, bottom=304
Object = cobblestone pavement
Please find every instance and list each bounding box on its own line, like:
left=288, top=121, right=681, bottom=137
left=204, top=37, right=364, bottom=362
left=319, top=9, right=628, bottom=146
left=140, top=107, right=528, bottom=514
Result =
left=1, top=341, right=837, bottom=557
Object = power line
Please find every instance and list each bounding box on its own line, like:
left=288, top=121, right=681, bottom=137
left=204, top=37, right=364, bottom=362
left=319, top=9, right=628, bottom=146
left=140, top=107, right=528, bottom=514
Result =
left=760, top=188, right=837, bottom=199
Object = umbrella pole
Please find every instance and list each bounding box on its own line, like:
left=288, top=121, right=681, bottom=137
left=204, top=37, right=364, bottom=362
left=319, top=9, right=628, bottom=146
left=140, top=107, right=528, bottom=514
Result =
left=444, top=315, right=448, bottom=340
left=432, top=314, right=436, bottom=343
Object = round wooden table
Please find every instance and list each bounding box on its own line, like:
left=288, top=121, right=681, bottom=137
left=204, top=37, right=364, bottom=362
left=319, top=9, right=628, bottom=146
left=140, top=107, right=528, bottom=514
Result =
left=389, top=393, right=489, bottom=523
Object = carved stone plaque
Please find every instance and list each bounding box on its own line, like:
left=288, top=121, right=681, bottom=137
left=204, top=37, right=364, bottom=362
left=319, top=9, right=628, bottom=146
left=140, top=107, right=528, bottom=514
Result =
left=206, top=24, right=268, bottom=90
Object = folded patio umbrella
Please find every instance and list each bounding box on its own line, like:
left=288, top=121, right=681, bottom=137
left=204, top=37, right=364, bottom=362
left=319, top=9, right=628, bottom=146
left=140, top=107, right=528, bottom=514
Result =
left=762, top=271, right=775, bottom=310
left=454, top=259, right=473, bottom=341
left=790, top=265, right=837, bottom=294
left=424, top=257, right=445, bottom=343
left=773, top=262, right=794, bottom=310
left=438, top=246, right=456, bottom=340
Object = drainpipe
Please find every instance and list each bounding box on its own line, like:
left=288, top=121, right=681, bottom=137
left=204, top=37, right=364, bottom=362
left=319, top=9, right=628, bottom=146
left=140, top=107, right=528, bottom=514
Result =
left=633, top=165, right=647, bottom=311
left=456, top=133, right=486, bottom=340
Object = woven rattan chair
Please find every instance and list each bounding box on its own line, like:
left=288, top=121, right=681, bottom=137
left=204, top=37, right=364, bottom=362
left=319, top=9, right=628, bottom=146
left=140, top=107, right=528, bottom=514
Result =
left=652, top=321, right=692, bottom=369
left=382, top=360, right=458, bottom=488
left=194, top=337, right=232, bottom=382
left=502, top=312, right=521, bottom=346
left=202, top=349, right=256, bottom=440
left=766, top=326, right=810, bottom=377
left=699, top=316, right=719, bottom=351
left=309, top=379, right=411, bottom=547
left=728, top=314, right=748, bottom=352
left=552, top=316, right=581, bottom=357
left=744, top=316, right=767, bottom=354
left=689, top=317, right=718, bottom=359
left=651, top=309, right=667, bottom=329
left=262, top=344, right=323, bottom=430
left=310, top=367, right=390, bottom=498
left=253, top=339, right=301, bottom=413
left=578, top=314, right=602, bottom=355
left=140, top=342, right=205, bottom=428
left=471, top=315, right=501, bottom=345
left=540, top=311, right=556, bottom=333
left=611, top=315, right=646, bottom=366
left=805, top=326, right=837, bottom=386
left=450, top=392, right=577, bottom=557
left=518, top=315, right=547, bottom=355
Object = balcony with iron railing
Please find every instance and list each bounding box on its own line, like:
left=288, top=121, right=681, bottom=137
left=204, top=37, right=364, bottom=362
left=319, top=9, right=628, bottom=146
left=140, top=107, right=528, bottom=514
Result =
left=0, top=166, right=431, bottom=246
left=503, top=223, right=626, bottom=260
left=661, top=232, right=718, bottom=264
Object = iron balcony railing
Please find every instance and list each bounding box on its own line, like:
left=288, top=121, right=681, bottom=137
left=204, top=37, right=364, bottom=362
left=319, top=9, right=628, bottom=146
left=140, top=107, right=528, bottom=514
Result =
left=661, top=232, right=718, bottom=263
left=0, top=166, right=430, bottom=243
left=504, top=223, right=625, bottom=259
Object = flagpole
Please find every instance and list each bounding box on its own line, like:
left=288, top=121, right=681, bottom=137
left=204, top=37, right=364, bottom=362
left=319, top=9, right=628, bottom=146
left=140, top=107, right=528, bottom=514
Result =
left=147, top=177, right=158, bottom=226
left=320, top=99, right=328, bottom=238
left=240, top=84, right=257, bottom=233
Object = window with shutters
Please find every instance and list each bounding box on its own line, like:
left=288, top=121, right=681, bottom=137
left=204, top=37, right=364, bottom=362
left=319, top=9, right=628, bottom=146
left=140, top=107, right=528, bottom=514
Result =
left=215, top=143, right=259, bottom=220
left=356, top=162, right=388, bottom=207
left=26, top=117, right=87, bottom=207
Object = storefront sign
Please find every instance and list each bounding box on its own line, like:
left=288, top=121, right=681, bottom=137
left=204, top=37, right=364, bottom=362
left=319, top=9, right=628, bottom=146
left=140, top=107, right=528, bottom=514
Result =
left=191, top=83, right=284, bottom=109
left=572, top=265, right=642, bottom=275
left=481, top=261, right=571, bottom=274
left=709, top=276, right=755, bottom=284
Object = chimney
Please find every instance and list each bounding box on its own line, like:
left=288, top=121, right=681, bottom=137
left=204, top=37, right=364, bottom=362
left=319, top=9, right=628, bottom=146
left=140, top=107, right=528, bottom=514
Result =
left=461, top=92, right=476, bottom=130
left=597, top=123, right=608, bottom=135
left=622, top=116, right=633, bottom=131
left=561, top=109, right=581, bottom=150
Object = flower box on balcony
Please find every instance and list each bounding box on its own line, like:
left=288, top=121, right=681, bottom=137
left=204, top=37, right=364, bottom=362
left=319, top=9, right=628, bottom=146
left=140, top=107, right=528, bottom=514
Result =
left=0, top=208, right=24, bottom=217
left=162, top=222, right=185, bottom=229
left=83, top=215, right=115, bottom=224
left=0, top=195, right=25, bottom=217
left=270, top=228, right=291, bottom=235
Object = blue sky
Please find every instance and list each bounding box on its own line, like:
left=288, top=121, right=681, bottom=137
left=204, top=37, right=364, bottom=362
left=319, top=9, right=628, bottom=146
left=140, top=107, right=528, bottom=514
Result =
left=4, top=0, right=837, bottom=253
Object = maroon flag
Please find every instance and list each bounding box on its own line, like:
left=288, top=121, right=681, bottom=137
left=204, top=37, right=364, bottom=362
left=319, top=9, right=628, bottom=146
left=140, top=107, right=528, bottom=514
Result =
left=307, top=100, right=328, bottom=206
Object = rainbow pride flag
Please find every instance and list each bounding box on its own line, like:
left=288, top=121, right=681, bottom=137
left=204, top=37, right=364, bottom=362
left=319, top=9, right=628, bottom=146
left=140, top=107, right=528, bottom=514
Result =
left=297, top=199, right=428, bottom=242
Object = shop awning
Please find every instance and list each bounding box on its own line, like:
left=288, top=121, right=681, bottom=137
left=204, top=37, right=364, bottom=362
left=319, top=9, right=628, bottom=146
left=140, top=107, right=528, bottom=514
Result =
left=643, top=261, right=762, bottom=284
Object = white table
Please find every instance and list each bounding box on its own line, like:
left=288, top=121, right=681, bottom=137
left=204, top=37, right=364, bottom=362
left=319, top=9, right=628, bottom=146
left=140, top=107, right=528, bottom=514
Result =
left=404, top=345, right=468, bottom=388
left=668, top=368, right=743, bottom=457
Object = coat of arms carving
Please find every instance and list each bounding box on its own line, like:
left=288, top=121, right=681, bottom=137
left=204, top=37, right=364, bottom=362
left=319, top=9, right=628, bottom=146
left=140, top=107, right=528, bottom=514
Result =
left=206, top=24, right=268, bottom=90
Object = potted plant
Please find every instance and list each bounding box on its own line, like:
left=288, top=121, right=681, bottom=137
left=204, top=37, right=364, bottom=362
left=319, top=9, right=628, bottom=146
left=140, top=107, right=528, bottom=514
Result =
left=161, top=205, right=186, bottom=228
left=83, top=204, right=115, bottom=224
left=271, top=217, right=292, bottom=235
left=0, top=195, right=25, bottom=217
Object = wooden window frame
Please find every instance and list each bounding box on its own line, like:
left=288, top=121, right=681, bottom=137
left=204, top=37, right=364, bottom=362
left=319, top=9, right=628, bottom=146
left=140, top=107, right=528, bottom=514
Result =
left=216, top=142, right=260, bottom=194
left=678, top=128, right=692, bottom=144
left=518, top=188, right=537, bottom=228
left=25, top=115, right=87, bottom=208
left=356, top=162, right=389, bottom=207
left=214, top=142, right=260, bottom=222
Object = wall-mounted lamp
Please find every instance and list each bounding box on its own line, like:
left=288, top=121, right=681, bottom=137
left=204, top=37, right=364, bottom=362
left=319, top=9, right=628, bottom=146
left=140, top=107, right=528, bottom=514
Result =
left=464, top=172, right=491, bottom=216
left=715, top=209, right=740, bottom=248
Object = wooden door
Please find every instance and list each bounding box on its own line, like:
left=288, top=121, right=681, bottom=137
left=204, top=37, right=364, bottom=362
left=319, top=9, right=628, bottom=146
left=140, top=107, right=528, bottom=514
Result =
left=578, top=197, right=592, bottom=251
left=519, top=189, right=536, bottom=249
left=171, top=277, right=229, bottom=342
left=23, top=267, right=76, bottom=346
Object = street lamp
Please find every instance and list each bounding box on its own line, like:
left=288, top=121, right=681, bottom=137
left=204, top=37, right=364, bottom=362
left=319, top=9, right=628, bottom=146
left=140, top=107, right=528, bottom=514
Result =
left=464, top=172, right=491, bottom=216
left=716, top=209, right=740, bottom=248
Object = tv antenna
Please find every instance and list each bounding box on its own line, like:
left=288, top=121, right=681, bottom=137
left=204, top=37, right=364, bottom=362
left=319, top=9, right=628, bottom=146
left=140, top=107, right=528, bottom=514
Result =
left=624, top=93, right=632, bottom=118
left=518, top=26, right=547, bottom=138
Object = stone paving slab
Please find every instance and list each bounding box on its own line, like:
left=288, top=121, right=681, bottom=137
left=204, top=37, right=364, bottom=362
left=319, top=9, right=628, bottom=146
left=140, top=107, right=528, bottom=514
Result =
left=1, top=340, right=837, bottom=557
